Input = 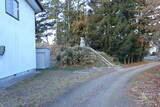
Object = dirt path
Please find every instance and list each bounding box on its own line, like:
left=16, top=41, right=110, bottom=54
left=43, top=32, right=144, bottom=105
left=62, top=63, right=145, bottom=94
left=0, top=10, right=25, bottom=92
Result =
left=46, top=62, right=160, bottom=107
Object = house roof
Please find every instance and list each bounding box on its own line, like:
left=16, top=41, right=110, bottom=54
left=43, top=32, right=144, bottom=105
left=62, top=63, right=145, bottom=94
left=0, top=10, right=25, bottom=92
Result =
left=26, top=0, right=43, bottom=13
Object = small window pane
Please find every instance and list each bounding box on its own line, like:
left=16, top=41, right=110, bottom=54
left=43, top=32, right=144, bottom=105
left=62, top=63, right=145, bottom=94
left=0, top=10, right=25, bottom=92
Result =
left=6, top=0, right=13, bottom=14
left=6, top=0, right=19, bottom=20
left=13, top=0, right=18, bottom=18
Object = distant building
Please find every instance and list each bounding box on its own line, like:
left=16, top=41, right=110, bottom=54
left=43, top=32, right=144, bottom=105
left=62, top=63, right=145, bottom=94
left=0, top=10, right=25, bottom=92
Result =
left=149, top=41, right=158, bottom=55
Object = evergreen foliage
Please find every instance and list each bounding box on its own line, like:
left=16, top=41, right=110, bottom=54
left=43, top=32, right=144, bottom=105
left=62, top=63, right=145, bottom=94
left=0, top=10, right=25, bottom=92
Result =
left=36, top=0, right=62, bottom=43
left=56, top=46, right=97, bottom=66
left=86, top=0, right=149, bottom=63
left=36, top=0, right=159, bottom=64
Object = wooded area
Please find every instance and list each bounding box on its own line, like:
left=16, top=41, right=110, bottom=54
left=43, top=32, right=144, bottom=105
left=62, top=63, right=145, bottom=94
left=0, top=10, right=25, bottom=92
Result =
left=36, top=0, right=160, bottom=64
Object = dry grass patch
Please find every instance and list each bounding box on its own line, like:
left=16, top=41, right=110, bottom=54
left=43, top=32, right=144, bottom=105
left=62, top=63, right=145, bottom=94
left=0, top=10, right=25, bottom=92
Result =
left=124, top=61, right=156, bottom=67
left=128, top=65, right=160, bottom=107
left=0, top=66, right=113, bottom=107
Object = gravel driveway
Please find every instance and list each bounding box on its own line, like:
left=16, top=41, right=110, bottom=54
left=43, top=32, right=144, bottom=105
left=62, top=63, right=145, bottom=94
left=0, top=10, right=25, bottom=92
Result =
left=46, top=62, right=160, bottom=107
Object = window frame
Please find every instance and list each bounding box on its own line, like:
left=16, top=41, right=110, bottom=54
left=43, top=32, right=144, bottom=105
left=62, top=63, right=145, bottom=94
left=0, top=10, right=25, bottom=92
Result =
left=5, top=0, right=19, bottom=21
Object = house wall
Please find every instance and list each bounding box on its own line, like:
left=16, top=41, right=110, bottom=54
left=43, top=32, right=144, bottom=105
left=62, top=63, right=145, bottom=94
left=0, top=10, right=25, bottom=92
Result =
left=0, top=0, right=36, bottom=78
left=149, top=46, right=158, bottom=55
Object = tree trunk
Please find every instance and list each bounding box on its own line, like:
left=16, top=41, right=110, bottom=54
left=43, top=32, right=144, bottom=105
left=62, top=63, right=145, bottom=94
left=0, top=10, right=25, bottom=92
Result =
left=127, top=56, right=131, bottom=64
left=124, top=58, right=126, bottom=64
left=131, top=56, right=133, bottom=63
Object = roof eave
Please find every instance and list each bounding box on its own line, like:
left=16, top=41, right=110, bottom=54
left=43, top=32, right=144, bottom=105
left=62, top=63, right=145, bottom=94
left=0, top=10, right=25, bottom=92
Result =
left=35, top=0, right=44, bottom=13
left=26, top=0, right=44, bottom=14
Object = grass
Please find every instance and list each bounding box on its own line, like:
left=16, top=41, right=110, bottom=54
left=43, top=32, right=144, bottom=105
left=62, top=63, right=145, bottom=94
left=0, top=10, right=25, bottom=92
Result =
left=8, top=71, right=47, bottom=89
left=154, top=69, right=160, bottom=74
left=9, top=65, right=86, bottom=89
left=0, top=65, right=113, bottom=107
left=48, top=65, right=86, bottom=71
left=128, top=65, right=160, bottom=107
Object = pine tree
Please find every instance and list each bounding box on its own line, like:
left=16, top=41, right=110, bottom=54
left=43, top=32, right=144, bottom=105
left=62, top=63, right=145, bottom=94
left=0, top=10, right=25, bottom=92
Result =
left=36, top=0, right=62, bottom=44
left=86, top=0, right=149, bottom=63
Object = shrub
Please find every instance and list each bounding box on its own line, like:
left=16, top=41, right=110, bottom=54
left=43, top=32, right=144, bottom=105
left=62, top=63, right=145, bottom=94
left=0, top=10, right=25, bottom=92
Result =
left=56, top=46, right=97, bottom=66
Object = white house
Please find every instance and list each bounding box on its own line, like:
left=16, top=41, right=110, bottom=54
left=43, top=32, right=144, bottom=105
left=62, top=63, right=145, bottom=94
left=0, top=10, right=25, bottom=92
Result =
left=149, top=41, right=158, bottom=55
left=0, top=0, right=43, bottom=78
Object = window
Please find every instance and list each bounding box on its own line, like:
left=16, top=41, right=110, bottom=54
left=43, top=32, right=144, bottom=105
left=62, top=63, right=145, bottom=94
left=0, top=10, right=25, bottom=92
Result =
left=6, top=0, right=19, bottom=20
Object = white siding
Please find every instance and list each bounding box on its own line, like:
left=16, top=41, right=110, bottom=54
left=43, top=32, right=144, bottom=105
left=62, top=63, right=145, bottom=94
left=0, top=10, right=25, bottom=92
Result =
left=0, top=0, right=36, bottom=78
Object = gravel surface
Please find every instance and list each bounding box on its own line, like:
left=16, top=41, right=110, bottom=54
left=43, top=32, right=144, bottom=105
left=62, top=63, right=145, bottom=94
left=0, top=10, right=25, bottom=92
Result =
left=46, top=62, right=160, bottom=107
left=0, top=67, right=113, bottom=107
